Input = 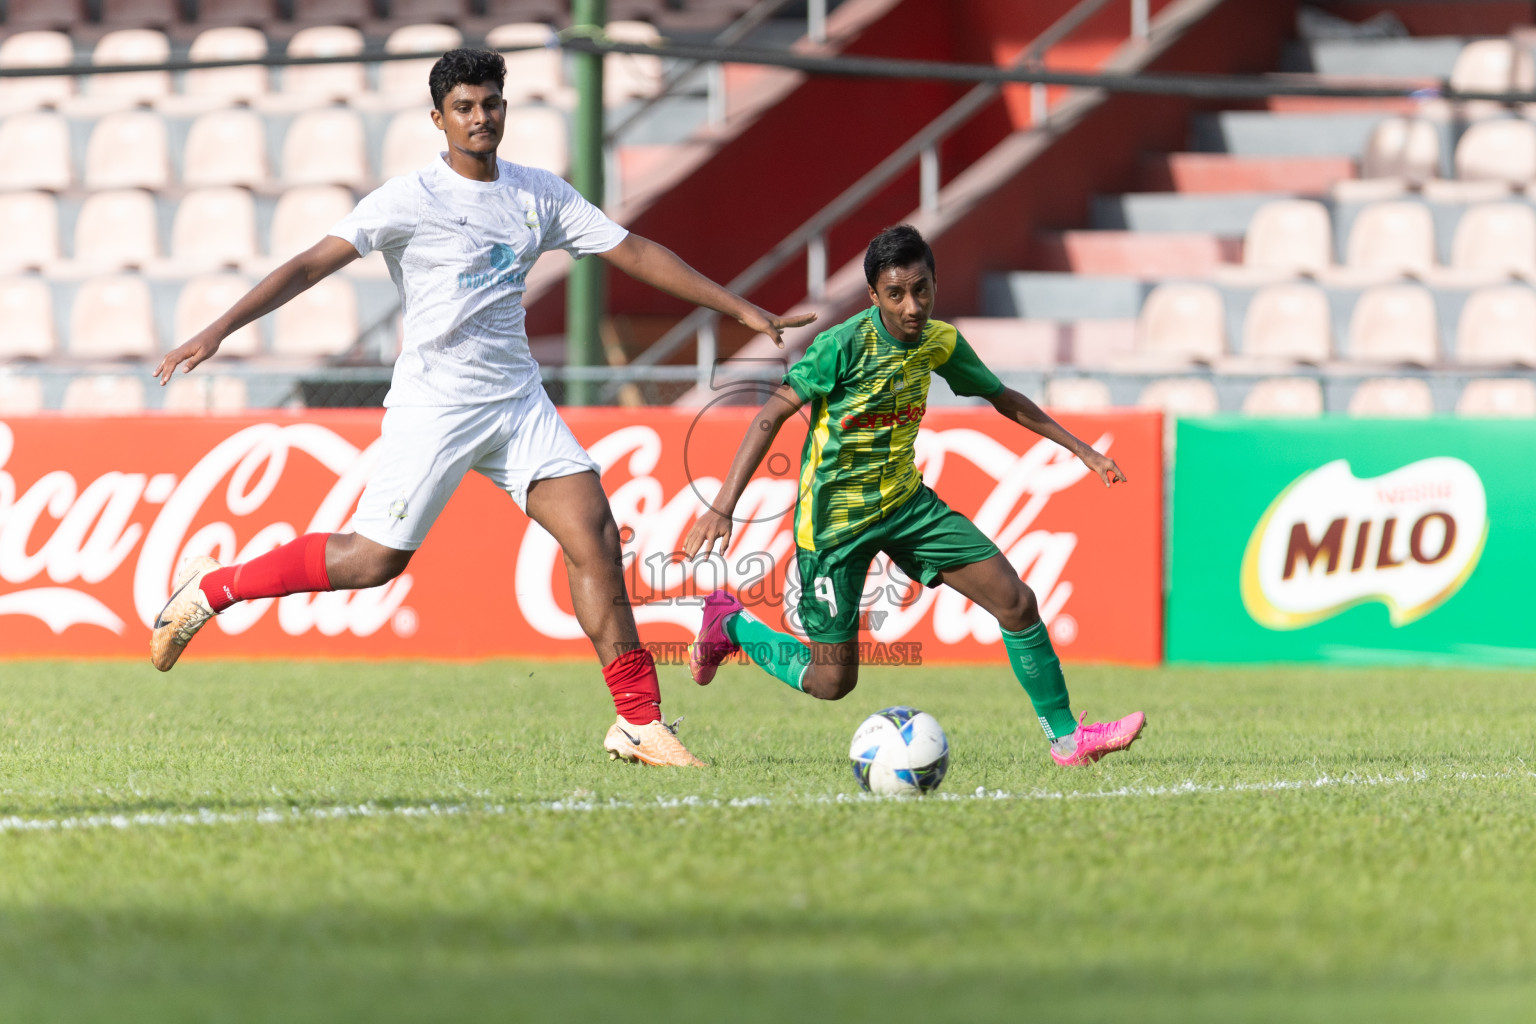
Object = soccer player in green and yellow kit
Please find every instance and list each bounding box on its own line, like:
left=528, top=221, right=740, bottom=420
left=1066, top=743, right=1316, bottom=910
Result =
left=681, top=225, right=1144, bottom=766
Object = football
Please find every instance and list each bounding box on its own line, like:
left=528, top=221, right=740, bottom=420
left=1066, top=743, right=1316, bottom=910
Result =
left=848, top=706, right=950, bottom=796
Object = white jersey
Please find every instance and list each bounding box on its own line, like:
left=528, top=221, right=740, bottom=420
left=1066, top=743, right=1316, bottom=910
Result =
left=329, top=155, right=628, bottom=408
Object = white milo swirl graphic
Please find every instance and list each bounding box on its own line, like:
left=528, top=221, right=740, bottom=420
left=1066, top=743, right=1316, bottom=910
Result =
left=1241, top=458, right=1487, bottom=629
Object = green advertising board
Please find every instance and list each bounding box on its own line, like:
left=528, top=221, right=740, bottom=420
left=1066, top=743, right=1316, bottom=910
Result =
left=1169, top=418, right=1536, bottom=665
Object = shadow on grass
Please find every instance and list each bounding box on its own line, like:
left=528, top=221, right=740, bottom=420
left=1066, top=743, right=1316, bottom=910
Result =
left=0, top=907, right=1530, bottom=1024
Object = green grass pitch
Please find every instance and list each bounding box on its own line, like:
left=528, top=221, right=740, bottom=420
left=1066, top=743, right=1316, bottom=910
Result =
left=1, top=657, right=1534, bottom=1022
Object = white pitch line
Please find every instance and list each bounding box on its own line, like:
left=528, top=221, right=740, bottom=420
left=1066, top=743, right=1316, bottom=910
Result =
left=0, top=768, right=1528, bottom=837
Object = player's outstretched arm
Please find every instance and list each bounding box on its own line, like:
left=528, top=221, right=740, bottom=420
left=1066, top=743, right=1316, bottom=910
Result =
left=988, top=386, right=1127, bottom=487
left=598, top=234, right=817, bottom=348
left=683, top=383, right=804, bottom=559
left=152, top=236, right=361, bottom=384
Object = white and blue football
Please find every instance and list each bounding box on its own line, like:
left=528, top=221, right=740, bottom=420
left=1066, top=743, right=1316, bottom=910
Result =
left=848, top=706, right=950, bottom=796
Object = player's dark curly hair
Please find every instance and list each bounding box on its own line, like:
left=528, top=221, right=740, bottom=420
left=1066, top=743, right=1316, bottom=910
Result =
left=429, top=48, right=507, bottom=111
left=863, top=224, right=936, bottom=287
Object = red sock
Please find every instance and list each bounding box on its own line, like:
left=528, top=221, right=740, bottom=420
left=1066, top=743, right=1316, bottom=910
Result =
left=602, top=647, right=662, bottom=725
left=200, top=533, right=335, bottom=613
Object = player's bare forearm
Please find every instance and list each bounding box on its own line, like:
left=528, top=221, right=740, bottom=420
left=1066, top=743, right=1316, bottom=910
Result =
left=154, top=237, right=359, bottom=383
left=988, top=386, right=1127, bottom=486
left=599, top=235, right=817, bottom=347
left=717, top=385, right=802, bottom=513
left=683, top=384, right=803, bottom=558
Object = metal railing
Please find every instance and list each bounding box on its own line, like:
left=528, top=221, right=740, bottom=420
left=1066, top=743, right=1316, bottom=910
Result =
left=616, top=0, right=1158, bottom=401
left=602, top=0, right=827, bottom=206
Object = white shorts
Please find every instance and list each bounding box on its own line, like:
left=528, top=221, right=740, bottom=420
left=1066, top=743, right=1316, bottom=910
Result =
left=349, top=389, right=600, bottom=551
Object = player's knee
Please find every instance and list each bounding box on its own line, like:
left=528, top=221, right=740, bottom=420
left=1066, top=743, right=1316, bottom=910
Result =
left=996, top=582, right=1041, bottom=633
left=565, top=508, right=623, bottom=568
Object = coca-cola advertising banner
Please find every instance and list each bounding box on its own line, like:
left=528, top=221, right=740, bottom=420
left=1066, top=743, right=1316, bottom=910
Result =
left=1169, top=419, right=1533, bottom=665
left=0, top=407, right=1162, bottom=664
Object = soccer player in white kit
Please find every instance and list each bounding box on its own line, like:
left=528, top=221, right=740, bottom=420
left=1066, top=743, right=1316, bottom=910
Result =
left=149, top=49, right=814, bottom=767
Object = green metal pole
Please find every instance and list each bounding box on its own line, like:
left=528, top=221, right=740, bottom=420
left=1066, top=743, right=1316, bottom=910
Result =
left=566, top=0, right=607, bottom=406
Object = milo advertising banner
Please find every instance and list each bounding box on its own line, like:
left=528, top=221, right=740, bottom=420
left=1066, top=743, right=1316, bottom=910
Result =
left=1169, top=418, right=1534, bottom=665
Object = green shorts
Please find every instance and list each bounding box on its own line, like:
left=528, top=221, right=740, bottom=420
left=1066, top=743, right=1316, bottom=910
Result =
left=792, top=485, right=1000, bottom=643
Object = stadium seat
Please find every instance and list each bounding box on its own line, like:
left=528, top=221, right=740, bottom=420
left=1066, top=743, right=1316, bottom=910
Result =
left=948, top=317, right=1056, bottom=369
left=88, top=30, right=172, bottom=106
left=0, top=31, right=75, bottom=112
left=0, top=375, right=46, bottom=413
left=1457, top=377, right=1536, bottom=416
left=381, top=110, right=445, bottom=179
left=0, top=112, right=72, bottom=190
left=0, top=276, right=57, bottom=359
left=486, top=23, right=567, bottom=104
left=1240, top=282, right=1331, bottom=365
left=1347, top=284, right=1439, bottom=366
left=1343, top=202, right=1435, bottom=279
left=289, top=0, right=375, bottom=24
left=379, top=25, right=465, bottom=104
left=1449, top=39, right=1535, bottom=121
left=84, top=110, right=170, bottom=190
left=100, top=0, right=181, bottom=28
left=605, top=21, right=665, bottom=106
left=1043, top=377, right=1111, bottom=411
left=175, top=273, right=263, bottom=356
left=2, top=0, right=88, bottom=33
left=1241, top=377, right=1324, bottom=417
left=209, top=376, right=251, bottom=412
left=482, top=0, right=564, bottom=25
left=1133, top=283, right=1225, bottom=366
left=1449, top=202, right=1536, bottom=279
left=269, top=185, right=354, bottom=260
left=1137, top=377, right=1220, bottom=417
left=183, top=108, right=270, bottom=187
left=1347, top=377, right=1434, bottom=417
left=68, top=274, right=158, bottom=359
left=283, top=27, right=366, bottom=102
left=503, top=104, right=569, bottom=175
left=184, top=28, right=270, bottom=106
left=610, top=0, right=663, bottom=19
left=194, top=0, right=282, bottom=27
left=62, top=375, right=147, bottom=413
left=171, top=188, right=259, bottom=269
left=162, top=375, right=249, bottom=412
left=272, top=277, right=358, bottom=356
left=1241, top=200, right=1332, bottom=277
left=1454, top=120, right=1536, bottom=187
left=386, top=0, right=472, bottom=23
left=74, top=189, right=160, bottom=269
left=281, top=107, right=369, bottom=186
left=1455, top=285, right=1536, bottom=366
left=1358, top=117, right=1440, bottom=185
left=0, top=192, right=60, bottom=272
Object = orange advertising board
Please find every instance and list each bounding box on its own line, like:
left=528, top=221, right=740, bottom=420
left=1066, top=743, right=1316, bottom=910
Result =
left=0, top=407, right=1161, bottom=663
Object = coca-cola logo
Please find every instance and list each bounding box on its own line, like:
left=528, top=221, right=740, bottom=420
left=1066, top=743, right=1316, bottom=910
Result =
left=1240, top=457, right=1487, bottom=629
left=0, top=421, right=412, bottom=638
left=0, top=411, right=1118, bottom=656
left=516, top=422, right=1109, bottom=648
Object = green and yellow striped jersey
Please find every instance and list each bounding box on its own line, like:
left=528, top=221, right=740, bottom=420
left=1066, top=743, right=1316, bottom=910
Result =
left=783, top=306, right=1004, bottom=551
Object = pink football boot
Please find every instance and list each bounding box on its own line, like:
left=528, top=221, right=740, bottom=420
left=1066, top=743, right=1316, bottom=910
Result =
left=689, top=590, right=743, bottom=685
left=1050, top=711, right=1146, bottom=766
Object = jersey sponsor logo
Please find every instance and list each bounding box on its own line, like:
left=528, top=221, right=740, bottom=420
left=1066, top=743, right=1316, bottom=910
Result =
left=456, top=242, right=528, bottom=291
left=838, top=400, right=926, bottom=431
left=1240, top=457, right=1487, bottom=629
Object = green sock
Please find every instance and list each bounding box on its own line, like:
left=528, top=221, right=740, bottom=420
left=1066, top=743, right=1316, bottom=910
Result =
left=1001, top=621, right=1078, bottom=741
left=723, top=609, right=810, bottom=692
